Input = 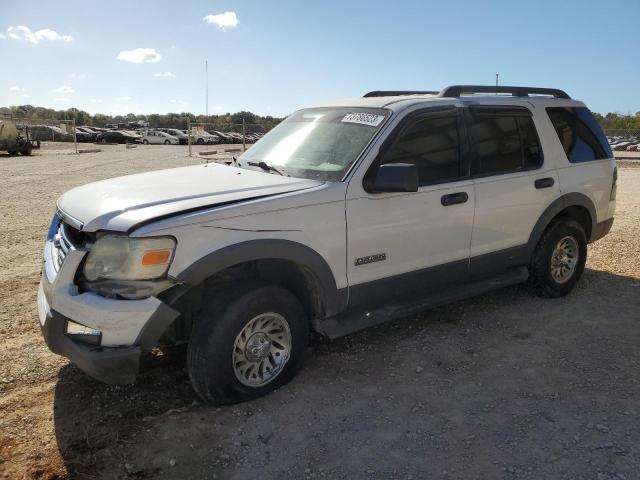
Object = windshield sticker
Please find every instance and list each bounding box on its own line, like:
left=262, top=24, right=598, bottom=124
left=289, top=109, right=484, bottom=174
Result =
left=341, top=112, right=385, bottom=127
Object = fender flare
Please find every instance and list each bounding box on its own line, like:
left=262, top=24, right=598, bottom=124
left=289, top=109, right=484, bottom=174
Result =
left=526, top=192, right=597, bottom=256
left=175, top=239, right=345, bottom=317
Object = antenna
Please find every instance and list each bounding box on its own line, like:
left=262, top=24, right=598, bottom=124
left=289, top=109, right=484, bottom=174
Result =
left=205, top=60, right=209, bottom=117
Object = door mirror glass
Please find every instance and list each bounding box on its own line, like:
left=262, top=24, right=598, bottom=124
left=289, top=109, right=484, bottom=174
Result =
left=368, top=163, right=419, bottom=193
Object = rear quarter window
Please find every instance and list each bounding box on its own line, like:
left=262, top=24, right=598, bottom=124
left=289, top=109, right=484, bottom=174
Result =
left=546, top=107, right=613, bottom=162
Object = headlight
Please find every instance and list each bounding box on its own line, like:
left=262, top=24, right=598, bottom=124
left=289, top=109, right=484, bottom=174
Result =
left=83, top=234, right=176, bottom=282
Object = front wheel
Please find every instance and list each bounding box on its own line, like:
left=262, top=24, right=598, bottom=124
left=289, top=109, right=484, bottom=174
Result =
left=196, top=138, right=205, bottom=145
left=142, top=139, right=149, bottom=145
left=187, top=282, right=309, bottom=404
left=164, top=139, right=170, bottom=145
left=529, top=219, right=587, bottom=297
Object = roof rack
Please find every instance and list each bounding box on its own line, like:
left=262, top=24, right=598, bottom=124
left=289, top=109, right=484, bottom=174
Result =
left=438, top=85, right=571, bottom=99
left=363, top=90, right=439, bottom=98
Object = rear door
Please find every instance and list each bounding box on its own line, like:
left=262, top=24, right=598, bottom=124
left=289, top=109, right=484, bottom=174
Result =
left=346, top=105, right=475, bottom=309
left=466, top=105, right=561, bottom=274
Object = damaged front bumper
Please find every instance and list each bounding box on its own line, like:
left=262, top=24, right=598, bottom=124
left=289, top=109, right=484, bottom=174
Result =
left=38, top=218, right=179, bottom=385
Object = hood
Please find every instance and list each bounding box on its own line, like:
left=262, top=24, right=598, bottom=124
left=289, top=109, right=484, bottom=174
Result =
left=57, top=163, right=323, bottom=232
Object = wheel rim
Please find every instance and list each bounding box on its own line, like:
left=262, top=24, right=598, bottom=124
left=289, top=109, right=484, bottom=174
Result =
left=550, top=236, right=579, bottom=284
left=232, top=312, right=292, bottom=387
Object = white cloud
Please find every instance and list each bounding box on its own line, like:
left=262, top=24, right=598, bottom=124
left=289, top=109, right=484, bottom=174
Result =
left=9, top=86, right=22, bottom=92
left=54, top=85, right=74, bottom=94
left=69, top=72, right=88, bottom=81
left=203, top=11, right=238, bottom=29
left=154, top=71, right=175, bottom=78
left=6, top=26, right=73, bottom=44
left=169, top=99, right=188, bottom=106
left=117, top=48, right=162, bottom=63
left=54, top=97, right=70, bottom=102
left=117, top=96, right=132, bottom=101
left=19, top=93, right=30, bottom=98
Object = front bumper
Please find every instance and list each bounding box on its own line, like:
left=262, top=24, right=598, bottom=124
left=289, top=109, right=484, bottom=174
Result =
left=39, top=283, right=141, bottom=384
left=39, top=218, right=179, bottom=384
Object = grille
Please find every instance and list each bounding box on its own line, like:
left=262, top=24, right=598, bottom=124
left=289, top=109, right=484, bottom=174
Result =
left=52, top=221, right=83, bottom=271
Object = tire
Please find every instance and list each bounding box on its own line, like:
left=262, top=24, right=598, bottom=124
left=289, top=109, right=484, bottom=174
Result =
left=196, top=138, right=205, bottom=145
left=7, top=150, right=18, bottom=155
left=187, top=282, right=309, bottom=404
left=164, top=140, right=170, bottom=145
left=529, top=219, right=587, bottom=298
left=142, top=139, right=149, bottom=145
left=100, top=138, right=107, bottom=144
left=20, top=148, right=32, bottom=156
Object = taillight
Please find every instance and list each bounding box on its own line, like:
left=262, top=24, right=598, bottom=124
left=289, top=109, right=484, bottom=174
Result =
left=610, top=166, right=617, bottom=201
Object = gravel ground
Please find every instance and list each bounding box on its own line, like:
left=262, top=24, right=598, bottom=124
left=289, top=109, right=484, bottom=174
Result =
left=0, top=146, right=638, bottom=480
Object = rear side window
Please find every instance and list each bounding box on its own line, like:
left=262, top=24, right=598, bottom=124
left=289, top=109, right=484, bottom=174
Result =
left=546, top=107, right=612, bottom=162
left=381, top=112, right=461, bottom=185
left=467, top=108, right=543, bottom=176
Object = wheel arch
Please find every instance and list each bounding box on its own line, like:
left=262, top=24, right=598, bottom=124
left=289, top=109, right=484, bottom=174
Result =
left=175, top=239, right=346, bottom=321
left=527, top=193, right=596, bottom=257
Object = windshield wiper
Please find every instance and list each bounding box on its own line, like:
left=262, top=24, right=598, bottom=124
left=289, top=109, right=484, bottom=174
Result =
left=248, top=161, right=288, bottom=176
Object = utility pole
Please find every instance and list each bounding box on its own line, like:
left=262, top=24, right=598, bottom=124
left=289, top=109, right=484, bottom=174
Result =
left=496, top=73, right=499, bottom=86
left=205, top=60, right=209, bottom=118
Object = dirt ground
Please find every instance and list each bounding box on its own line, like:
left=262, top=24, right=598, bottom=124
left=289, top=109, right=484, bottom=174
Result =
left=0, top=144, right=639, bottom=480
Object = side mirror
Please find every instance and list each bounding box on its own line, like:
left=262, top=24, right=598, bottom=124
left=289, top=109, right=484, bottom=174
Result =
left=367, top=163, right=419, bottom=193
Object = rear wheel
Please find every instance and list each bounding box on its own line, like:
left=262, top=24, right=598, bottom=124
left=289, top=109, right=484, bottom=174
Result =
left=530, top=219, right=587, bottom=297
left=187, top=282, right=309, bottom=404
left=142, top=139, right=149, bottom=145
left=164, top=139, right=170, bottom=145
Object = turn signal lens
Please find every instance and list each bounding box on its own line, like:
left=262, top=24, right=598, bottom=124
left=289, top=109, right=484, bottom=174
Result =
left=142, top=250, right=172, bottom=266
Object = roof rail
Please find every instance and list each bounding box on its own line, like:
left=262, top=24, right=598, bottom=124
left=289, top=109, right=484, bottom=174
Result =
left=363, top=90, right=439, bottom=98
left=438, top=85, right=570, bottom=99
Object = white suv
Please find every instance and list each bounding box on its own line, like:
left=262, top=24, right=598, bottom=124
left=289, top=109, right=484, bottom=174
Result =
left=38, top=85, right=616, bottom=404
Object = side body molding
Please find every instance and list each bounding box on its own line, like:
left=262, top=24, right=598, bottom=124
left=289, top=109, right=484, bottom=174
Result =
left=526, top=192, right=597, bottom=255
left=175, top=239, right=346, bottom=317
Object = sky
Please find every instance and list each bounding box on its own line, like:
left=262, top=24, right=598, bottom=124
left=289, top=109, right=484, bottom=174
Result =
left=0, top=0, right=638, bottom=117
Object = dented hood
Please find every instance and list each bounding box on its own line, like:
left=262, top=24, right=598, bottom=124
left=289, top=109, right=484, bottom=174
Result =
left=57, top=162, right=322, bottom=232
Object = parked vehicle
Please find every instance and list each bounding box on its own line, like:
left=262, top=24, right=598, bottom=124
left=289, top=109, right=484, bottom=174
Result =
left=626, top=144, right=639, bottom=151
left=212, top=131, right=235, bottom=144
left=188, top=130, right=220, bottom=145
left=156, top=128, right=189, bottom=145
left=28, top=125, right=74, bottom=142
left=140, top=130, right=180, bottom=145
left=96, top=130, right=141, bottom=144
left=38, top=85, right=616, bottom=405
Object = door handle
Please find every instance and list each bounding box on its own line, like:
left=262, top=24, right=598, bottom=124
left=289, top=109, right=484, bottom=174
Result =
left=535, top=177, right=555, bottom=189
left=441, top=192, right=469, bottom=206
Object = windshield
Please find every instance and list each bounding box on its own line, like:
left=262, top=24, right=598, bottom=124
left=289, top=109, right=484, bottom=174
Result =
left=238, top=107, right=389, bottom=181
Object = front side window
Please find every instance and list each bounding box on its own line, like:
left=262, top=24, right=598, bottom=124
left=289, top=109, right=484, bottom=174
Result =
left=468, top=108, right=543, bottom=176
left=379, top=111, right=461, bottom=185
left=239, top=107, right=389, bottom=181
left=546, top=107, right=612, bottom=162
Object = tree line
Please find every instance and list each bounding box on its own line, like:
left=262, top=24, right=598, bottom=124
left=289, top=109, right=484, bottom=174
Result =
left=593, top=112, right=640, bottom=132
left=7, top=105, right=282, bottom=133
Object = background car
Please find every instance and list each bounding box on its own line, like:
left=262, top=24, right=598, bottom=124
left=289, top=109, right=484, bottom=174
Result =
left=140, top=130, right=179, bottom=145
left=96, top=130, right=141, bottom=144
left=27, top=125, right=74, bottom=142
left=156, top=128, right=189, bottom=145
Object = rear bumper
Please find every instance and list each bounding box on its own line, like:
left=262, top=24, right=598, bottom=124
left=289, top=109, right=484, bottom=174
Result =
left=590, top=217, right=614, bottom=243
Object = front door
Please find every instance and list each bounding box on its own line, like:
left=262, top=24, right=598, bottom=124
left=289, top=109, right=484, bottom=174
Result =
left=346, top=106, right=475, bottom=310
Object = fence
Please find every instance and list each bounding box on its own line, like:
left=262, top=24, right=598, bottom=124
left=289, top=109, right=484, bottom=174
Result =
left=604, top=129, right=640, bottom=138
left=186, top=120, right=272, bottom=157
left=13, top=118, right=79, bottom=153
